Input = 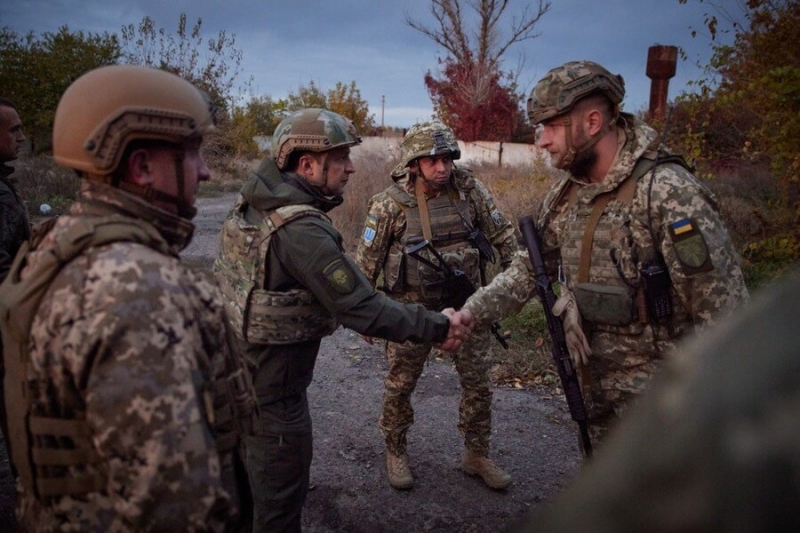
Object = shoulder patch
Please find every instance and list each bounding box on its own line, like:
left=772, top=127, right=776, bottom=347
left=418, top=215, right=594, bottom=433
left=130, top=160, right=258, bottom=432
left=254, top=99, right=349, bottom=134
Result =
left=322, top=258, right=356, bottom=294
left=362, top=215, right=378, bottom=246
left=669, top=217, right=713, bottom=275
left=487, top=199, right=504, bottom=227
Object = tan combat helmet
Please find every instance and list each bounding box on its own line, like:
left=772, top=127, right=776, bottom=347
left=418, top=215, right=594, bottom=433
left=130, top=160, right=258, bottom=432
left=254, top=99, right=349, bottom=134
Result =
left=53, top=64, right=216, bottom=176
left=526, top=60, right=625, bottom=125
left=272, top=108, right=362, bottom=170
left=391, top=119, right=460, bottom=178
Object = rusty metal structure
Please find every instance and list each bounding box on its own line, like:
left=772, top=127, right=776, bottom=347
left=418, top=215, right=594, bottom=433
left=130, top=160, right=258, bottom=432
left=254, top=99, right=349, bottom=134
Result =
left=646, top=45, right=678, bottom=121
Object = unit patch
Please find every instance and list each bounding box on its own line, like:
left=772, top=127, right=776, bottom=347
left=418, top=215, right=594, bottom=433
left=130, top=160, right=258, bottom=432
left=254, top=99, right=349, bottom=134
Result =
left=322, top=258, right=356, bottom=294
left=487, top=199, right=504, bottom=227
left=362, top=215, right=378, bottom=246
left=669, top=217, right=713, bottom=275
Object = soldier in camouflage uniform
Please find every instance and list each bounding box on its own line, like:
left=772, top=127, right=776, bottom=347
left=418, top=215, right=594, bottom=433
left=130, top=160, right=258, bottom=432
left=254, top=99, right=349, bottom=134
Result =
left=461, top=60, right=749, bottom=449
left=213, top=109, right=471, bottom=532
left=522, top=269, right=800, bottom=532
left=0, top=65, right=254, bottom=531
left=355, top=120, right=519, bottom=490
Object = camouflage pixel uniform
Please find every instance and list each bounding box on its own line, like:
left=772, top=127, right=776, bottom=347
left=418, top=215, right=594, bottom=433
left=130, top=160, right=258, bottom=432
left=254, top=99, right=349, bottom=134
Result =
left=522, top=269, right=800, bottom=532
left=3, top=181, right=252, bottom=532
left=464, top=115, right=749, bottom=444
left=355, top=167, right=518, bottom=457
left=214, top=157, right=452, bottom=532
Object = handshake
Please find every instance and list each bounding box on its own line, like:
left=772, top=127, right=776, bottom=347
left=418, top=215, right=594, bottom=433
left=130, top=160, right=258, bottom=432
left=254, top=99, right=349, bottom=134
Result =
left=436, top=308, right=476, bottom=351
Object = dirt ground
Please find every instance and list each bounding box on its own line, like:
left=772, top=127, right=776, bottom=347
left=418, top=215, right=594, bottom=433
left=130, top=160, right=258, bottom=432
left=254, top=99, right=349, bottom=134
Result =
left=0, top=192, right=583, bottom=532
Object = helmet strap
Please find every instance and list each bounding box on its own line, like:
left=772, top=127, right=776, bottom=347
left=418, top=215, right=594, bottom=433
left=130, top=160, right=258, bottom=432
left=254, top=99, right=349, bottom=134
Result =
left=559, top=114, right=608, bottom=170
left=114, top=150, right=197, bottom=219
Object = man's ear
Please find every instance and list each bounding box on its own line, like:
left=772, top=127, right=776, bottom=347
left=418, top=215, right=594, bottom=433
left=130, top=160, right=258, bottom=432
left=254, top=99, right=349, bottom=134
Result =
left=125, top=148, right=154, bottom=186
left=585, top=108, right=605, bottom=137
left=297, top=153, right=317, bottom=178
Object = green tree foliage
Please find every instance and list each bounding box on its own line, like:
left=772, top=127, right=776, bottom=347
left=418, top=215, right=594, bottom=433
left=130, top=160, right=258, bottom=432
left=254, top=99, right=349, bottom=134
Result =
left=327, top=81, right=376, bottom=134
left=279, top=80, right=376, bottom=133
left=674, top=0, right=800, bottom=287
left=676, top=0, right=799, bottom=189
left=228, top=95, right=280, bottom=156
left=408, top=0, right=550, bottom=141
left=120, top=13, right=249, bottom=110
left=0, top=26, right=120, bottom=151
left=283, top=81, right=328, bottom=111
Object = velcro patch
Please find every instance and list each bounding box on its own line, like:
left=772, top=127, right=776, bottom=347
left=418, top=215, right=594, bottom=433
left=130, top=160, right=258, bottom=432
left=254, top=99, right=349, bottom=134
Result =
left=362, top=215, right=378, bottom=246
left=669, top=218, right=713, bottom=275
left=322, top=258, right=356, bottom=294
left=487, top=199, right=504, bottom=227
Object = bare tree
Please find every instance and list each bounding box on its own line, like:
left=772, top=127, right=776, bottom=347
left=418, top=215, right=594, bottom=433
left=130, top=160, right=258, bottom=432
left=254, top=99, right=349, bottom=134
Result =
left=407, top=0, right=550, bottom=72
left=407, top=0, right=550, bottom=139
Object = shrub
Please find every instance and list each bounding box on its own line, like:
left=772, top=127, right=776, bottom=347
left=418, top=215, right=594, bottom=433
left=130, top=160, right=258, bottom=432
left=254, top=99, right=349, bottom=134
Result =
left=11, top=156, right=80, bottom=218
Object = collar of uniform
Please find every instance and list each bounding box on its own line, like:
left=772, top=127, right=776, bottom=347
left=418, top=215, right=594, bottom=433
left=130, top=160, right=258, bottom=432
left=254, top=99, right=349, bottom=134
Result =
left=70, top=180, right=195, bottom=253
left=579, top=115, right=659, bottom=199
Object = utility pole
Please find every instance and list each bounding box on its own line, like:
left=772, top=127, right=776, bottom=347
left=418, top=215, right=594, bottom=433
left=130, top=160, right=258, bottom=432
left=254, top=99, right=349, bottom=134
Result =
left=381, top=95, right=385, bottom=136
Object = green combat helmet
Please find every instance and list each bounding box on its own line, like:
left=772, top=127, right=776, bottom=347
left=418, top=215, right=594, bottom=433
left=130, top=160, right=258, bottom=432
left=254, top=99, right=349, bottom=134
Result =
left=272, top=108, right=361, bottom=170
left=391, top=120, right=461, bottom=178
left=526, top=60, right=625, bottom=125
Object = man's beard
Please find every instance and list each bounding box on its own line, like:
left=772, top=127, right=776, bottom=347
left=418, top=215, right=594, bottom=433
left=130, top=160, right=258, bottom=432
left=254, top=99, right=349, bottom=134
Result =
left=568, top=147, right=598, bottom=180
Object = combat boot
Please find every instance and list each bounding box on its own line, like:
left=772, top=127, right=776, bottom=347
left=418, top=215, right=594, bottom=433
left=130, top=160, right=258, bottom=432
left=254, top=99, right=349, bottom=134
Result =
left=386, top=451, right=414, bottom=490
left=461, top=450, right=512, bottom=489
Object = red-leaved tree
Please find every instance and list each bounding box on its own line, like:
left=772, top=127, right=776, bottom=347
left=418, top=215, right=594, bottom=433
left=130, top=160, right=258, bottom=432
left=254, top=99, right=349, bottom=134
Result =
left=425, top=58, right=519, bottom=141
left=408, top=0, right=551, bottom=142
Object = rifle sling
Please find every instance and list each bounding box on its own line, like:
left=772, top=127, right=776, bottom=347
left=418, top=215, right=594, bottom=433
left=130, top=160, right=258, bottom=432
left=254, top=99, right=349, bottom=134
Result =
left=414, top=179, right=434, bottom=243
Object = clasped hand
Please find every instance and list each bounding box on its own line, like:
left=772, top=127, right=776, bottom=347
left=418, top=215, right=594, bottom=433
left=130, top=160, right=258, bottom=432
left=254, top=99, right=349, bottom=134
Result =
left=435, top=308, right=476, bottom=351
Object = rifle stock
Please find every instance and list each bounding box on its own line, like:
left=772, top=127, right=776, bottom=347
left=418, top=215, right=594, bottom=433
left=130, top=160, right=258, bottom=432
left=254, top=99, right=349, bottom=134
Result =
left=518, top=215, right=592, bottom=458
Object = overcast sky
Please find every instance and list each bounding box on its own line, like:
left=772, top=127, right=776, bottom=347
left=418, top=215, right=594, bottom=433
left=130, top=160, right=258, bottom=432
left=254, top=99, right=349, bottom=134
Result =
left=3, top=0, right=736, bottom=128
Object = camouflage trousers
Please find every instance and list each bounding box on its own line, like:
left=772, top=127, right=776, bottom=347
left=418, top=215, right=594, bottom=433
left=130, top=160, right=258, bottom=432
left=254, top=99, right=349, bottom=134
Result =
left=579, top=331, right=666, bottom=446
left=380, top=328, right=493, bottom=456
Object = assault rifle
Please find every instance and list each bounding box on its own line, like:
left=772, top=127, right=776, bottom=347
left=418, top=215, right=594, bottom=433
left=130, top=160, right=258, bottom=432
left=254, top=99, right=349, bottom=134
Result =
left=406, top=240, right=509, bottom=349
left=518, top=215, right=593, bottom=458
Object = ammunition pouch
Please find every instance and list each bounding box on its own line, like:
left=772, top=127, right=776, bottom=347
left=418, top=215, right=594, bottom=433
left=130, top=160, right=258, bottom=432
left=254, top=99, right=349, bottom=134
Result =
left=573, top=283, right=637, bottom=327
left=242, top=288, right=337, bottom=345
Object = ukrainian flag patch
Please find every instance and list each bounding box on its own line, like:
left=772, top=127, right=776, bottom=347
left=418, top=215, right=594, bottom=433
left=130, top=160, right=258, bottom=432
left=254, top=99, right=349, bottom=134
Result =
left=668, top=217, right=713, bottom=275
left=362, top=215, right=378, bottom=246
left=487, top=199, right=504, bottom=227
left=670, top=218, right=693, bottom=235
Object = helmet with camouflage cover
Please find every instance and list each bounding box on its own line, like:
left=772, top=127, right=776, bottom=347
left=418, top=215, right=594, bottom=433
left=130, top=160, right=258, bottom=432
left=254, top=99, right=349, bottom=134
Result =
left=527, top=60, right=625, bottom=125
left=391, top=120, right=461, bottom=178
left=53, top=64, right=216, bottom=176
left=272, top=108, right=362, bottom=170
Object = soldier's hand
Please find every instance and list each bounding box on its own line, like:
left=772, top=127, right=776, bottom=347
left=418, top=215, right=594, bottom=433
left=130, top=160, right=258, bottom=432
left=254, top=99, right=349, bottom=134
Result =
left=552, top=288, right=592, bottom=366
left=451, top=308, right=476, bottom=335
left=361, top=335, right=375, bottom=345
left=435, top=308, right=475, bottom=351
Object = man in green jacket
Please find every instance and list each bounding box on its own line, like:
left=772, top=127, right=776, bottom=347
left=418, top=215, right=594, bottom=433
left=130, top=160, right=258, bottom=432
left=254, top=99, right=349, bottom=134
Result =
left=214, top=108, right=471, bottom=532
